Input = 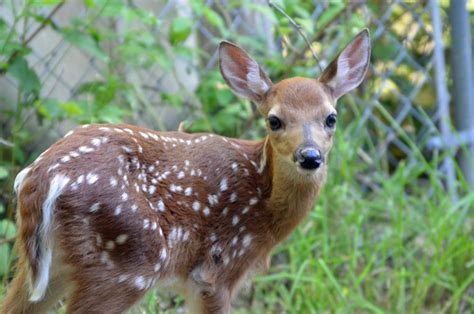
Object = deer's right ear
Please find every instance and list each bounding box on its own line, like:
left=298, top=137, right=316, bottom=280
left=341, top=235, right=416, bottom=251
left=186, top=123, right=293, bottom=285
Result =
left=219, top=41, right=272, bottom=104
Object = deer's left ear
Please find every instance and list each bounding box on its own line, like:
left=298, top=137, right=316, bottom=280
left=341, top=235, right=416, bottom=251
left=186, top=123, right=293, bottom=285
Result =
left=319, top=29, right=371, bottom=100
left=219, top=41, right=272, bottom=104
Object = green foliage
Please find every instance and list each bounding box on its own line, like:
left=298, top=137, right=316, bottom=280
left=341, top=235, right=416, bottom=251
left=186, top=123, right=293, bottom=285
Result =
left=0, top=1, right=472, bottom=313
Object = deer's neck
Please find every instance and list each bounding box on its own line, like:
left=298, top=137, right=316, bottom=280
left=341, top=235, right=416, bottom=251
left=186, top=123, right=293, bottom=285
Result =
left=260, top=138, right=325, bottom=243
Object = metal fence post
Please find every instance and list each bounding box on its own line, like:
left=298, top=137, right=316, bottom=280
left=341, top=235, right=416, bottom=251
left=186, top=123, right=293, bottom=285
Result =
left=430, top=0, right=457, bottom=198
left=449, top=0, right=474, bottom=189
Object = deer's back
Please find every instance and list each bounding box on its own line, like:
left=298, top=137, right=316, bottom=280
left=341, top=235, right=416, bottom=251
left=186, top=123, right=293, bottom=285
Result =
left=18, top=124, right=270, bottom=291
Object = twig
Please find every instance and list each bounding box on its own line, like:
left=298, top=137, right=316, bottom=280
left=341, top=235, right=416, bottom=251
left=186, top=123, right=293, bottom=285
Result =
left=24, top=1, right=65, bottom=46
left=0, top=237, right=15, bottom=245
left=0, top=138, right=14, bottom=147
left=267, top=0, right=322, bottom=73
left=0, top=1, right=65, bottom=74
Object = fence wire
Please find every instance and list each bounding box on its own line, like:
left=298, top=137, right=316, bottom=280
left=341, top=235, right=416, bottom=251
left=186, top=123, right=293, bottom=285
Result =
left=1, top=1, right=459, bottom=183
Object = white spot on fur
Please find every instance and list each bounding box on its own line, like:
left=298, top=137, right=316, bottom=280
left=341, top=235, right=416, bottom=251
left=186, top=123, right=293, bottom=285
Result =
left=170, top=184, right=183, bottom=193
left=157, top=199, right=166, bottom=212
left=232, top=215, right=239, bottom=226
left=192, top=201, right=201, bottom=211
left=91, top=138, right=101, bottom=146
left=110, top=177, right=117, bottom=187
left=134, top=276, right=146, bottom=290
left=185, top=187, right=192, bottom=196
left=60, top=156, right=70, bottom=163
left=249, top=197, right=258, bottom=205
left=118, top=274, right=129, bottom=283
left=86, top=173, right=99, bottom=185
left=114, top=205, right=122, bottom=216
left=121, top=192, right=128, bottom=201
left=208, top=194, right=218, bottom=206
left=220, top=178, right=228, bottom=191
left=143, top=219, right=150, bottom=229
left=89, top=202, right=100, bottom=213
left=78, top=146, right=94, bottom=153
left=230, top=193, right=237, bottom=203
left=106, top=241, right=115, bottom=250
left=203, top=207, right=210, bottom=216
left=242, top=234, right=252, bottom=247
left=116, top=234, right=128, bottom=244
left=177, top=171, right=185, bottom=179
left=48, top=164, right=60, bottom=172
left=148, top=185, right=156, bottom=194
left=160, top=248, right=167, bottom=260
left=154, top=263, right=161, bottom=272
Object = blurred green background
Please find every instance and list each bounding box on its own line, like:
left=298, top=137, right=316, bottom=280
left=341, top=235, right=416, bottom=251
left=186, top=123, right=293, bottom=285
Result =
left=0, top=0, right=473, bottom=313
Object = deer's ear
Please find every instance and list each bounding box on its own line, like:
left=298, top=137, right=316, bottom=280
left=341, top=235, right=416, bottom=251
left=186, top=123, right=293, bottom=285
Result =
left=219, top=41, right=272, bottom=104
left=319, top=29, right=371, bottom=100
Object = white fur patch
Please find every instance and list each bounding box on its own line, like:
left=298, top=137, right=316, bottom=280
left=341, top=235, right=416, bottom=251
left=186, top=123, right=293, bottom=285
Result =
left=14, top=167, right=31, bottom=193
left=30, top=174, right=70, bottom=302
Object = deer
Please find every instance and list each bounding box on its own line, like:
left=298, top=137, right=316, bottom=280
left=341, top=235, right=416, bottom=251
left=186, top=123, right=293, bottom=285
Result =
left=2, top=29, right=370, bottom=314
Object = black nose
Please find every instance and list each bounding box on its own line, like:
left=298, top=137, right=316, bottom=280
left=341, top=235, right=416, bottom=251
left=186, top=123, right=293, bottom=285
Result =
left=298, top=147, right=323, bottom=170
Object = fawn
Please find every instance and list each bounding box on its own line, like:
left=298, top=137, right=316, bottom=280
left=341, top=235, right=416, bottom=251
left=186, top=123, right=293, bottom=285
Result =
left=3, top=29, right=370, bottom=313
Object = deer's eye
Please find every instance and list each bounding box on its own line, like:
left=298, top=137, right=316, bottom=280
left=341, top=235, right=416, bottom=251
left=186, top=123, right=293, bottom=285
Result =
left=268, top=115, right=282, bottom=131
left=325, top=113, right=337, bottom=128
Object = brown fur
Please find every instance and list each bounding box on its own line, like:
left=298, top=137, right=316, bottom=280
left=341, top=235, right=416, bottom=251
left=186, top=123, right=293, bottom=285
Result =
left=3, top=30, right=370, bottom=314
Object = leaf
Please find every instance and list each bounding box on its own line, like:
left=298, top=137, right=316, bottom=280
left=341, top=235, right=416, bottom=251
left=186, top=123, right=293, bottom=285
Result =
left=7, top=57, right=40, bottom=94
left=0, top=219, right=16, bottom=276
left=0, top=166, right=7, bottom=180
left=60, top=102, right=85, bottom=116
left=96, top=105, right=126, bottom=123
left=35, top=98, right=62, bottom=120
left=61, top=28, right=109, bottom=62
left=31, top=0, right=64, bottom=6
left=203, top=7, right=225, bottom=32
left=0, top=220, right=16, bottom=239
left=83, top=0, right=95, bottom=8
left=0, top=245, right=11, bottom=276
left=169, top=17, right=193, bottom=44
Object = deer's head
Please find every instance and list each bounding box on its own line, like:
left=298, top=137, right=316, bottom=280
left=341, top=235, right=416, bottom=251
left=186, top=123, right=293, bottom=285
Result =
left=219, top=30, right=370, bottom=181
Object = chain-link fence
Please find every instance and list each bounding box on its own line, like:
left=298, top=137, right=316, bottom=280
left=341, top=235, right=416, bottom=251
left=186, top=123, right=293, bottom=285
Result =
left=0, top=0, right=471, bottom=189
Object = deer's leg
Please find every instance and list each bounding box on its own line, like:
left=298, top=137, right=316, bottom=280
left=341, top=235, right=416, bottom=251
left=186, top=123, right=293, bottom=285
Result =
left=66, top=277, right=147, bottom=314
left=185, top=288, right=231, bottom=314
left=2, top=257, right=71, bottom=314
left=185, top=269, right=231, bottom=314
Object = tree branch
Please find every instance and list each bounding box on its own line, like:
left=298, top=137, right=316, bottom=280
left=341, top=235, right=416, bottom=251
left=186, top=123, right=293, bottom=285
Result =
left=0, top=1, right=65, bottom=74
left=267, top=0, right=322, bottom=73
